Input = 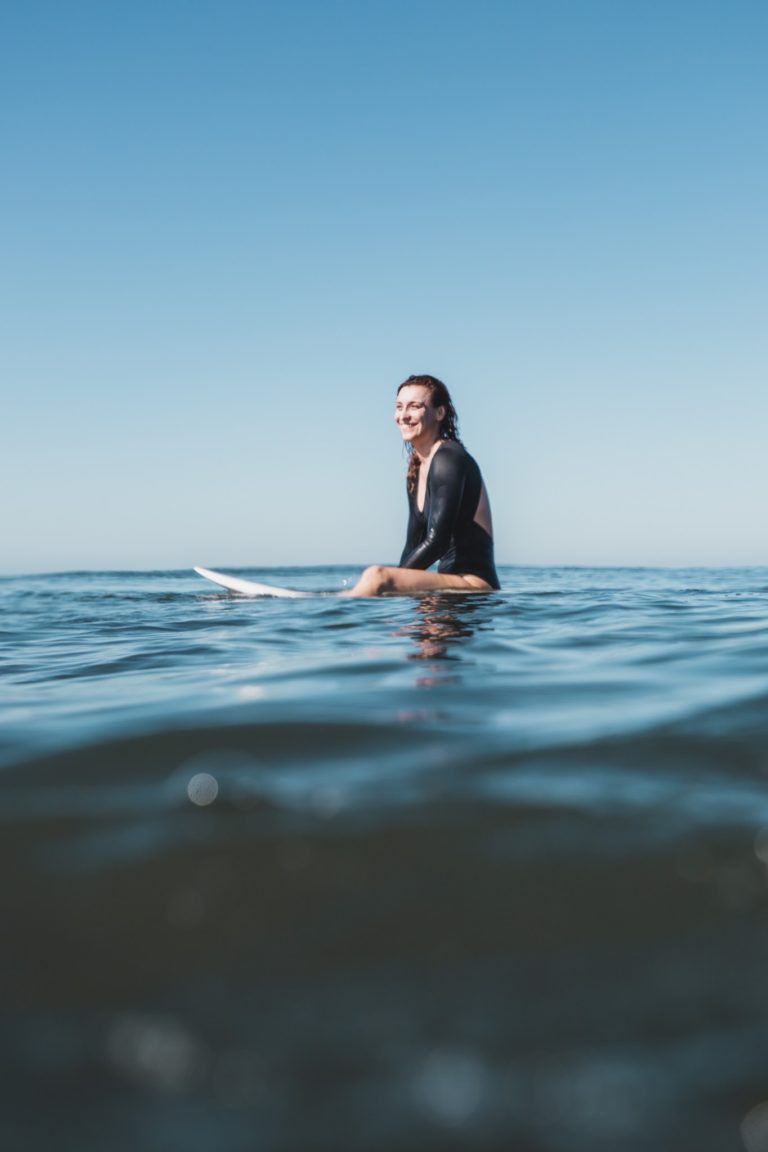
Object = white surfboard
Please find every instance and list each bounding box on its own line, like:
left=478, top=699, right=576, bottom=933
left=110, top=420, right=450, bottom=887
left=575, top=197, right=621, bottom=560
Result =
left=194, top=566, right=329, bottom=599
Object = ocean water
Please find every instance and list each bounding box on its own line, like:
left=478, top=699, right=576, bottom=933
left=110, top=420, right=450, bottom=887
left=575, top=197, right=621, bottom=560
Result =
left=3, top=565, right=768, bottom=1152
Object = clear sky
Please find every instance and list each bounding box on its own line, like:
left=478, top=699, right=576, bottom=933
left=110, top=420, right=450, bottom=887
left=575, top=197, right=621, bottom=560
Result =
left=2, top=0, right=766, bottom=574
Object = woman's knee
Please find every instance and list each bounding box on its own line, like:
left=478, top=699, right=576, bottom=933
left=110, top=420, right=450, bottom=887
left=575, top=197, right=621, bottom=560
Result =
left=360, top=565, right=394, bottom=595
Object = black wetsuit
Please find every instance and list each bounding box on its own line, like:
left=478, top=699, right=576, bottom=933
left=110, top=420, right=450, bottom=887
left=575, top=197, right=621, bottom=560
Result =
left=399, top=440, right=500, bottom=589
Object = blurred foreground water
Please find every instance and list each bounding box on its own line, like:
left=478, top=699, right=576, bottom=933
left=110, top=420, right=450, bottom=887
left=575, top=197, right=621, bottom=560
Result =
left=2, top=566, right=768, bottom=1151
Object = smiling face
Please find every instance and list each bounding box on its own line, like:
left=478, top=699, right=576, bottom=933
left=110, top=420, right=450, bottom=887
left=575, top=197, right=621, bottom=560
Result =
left=395, top=384, right=446, bottom=451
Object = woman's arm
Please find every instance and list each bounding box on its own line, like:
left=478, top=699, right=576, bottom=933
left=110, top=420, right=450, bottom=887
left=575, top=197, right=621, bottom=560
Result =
left=399, top=449, right=466, bottom=570
left=399, top=499, right=422, bottom=566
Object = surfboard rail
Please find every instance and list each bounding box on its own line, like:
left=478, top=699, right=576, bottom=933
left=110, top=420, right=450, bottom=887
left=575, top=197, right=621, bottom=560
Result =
left=194, top=567, right=317, bottom=598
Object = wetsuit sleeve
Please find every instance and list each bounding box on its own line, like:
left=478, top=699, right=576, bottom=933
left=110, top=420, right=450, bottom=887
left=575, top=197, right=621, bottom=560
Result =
left=399, top=449, right=466, bottom=570
left=399, top=499, right=422, bottom=567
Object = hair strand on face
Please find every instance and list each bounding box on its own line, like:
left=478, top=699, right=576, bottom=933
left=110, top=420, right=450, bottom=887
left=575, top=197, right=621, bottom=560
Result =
left=397, top=375, right=462, bottom=494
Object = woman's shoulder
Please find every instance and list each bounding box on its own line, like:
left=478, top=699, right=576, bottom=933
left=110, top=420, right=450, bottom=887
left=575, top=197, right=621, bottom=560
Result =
left=433, top=440, right=475, bottom=472
left=436, top=439, right=469, bottom=460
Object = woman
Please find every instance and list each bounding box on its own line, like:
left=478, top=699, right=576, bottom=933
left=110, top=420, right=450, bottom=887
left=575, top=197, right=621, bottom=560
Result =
left=347, top=375, right=500, bottom=596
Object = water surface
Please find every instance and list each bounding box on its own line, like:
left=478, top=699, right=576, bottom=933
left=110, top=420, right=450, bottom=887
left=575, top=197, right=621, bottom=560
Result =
left=2, top=566, right=768, bottom=1151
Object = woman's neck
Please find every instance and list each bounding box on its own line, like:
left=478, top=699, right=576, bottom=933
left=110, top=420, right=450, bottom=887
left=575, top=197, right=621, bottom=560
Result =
left=413, top=436, right=443, bottom=464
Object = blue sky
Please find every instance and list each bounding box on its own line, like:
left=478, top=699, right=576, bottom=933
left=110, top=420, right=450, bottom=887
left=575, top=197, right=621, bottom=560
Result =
left=2, top=0, right=766, bottom=573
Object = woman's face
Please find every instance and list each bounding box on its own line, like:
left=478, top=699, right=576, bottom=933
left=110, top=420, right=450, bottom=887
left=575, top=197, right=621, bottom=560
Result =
left=395, top=384, right=446, bottom=446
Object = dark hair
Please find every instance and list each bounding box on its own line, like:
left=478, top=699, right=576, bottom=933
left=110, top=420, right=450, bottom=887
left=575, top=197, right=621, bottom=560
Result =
left=397, top=374, right=462, bottom=494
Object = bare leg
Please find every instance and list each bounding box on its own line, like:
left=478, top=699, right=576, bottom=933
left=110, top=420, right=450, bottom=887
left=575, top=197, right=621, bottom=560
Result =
left=342, top=565, right=494, bottom=598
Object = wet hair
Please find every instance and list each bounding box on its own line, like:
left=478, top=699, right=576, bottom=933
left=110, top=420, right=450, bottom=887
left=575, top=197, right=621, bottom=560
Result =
left=397, top=374, right=462, bottom=494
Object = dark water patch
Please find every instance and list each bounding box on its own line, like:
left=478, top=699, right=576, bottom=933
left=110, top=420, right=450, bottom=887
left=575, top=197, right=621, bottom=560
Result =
left=3, top=794, right=768, bottom=1150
